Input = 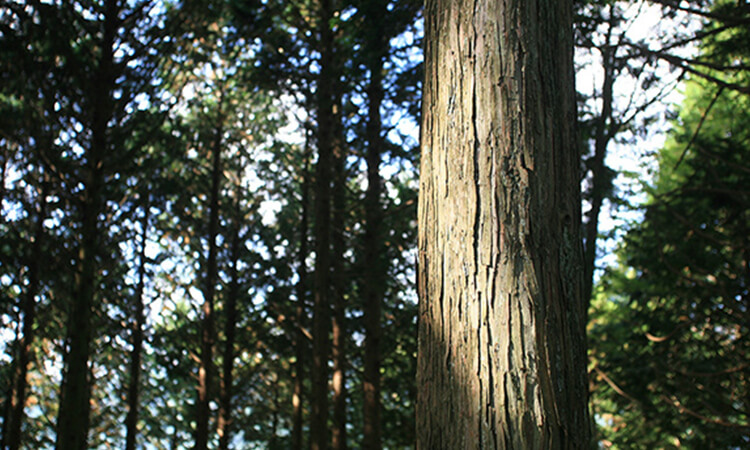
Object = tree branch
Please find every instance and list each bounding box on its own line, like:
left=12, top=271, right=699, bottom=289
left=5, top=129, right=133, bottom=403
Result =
left=675, top=86, right=724, bottom=170
left=659, top=395, right=750, bottom=429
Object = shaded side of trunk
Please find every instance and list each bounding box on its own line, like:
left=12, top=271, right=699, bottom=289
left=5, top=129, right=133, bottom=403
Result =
left=218, top=177, right=242, bottom=450
left=292, top=149, right=311, bottom=450
left=417, top=0, right=590, bottom=447
left=124, top=201, right=150, bottom=450
left=310, top=0, right=335, bottom=447
left=331, top=94, right=347, bottom=450
left=362, top=2, right=386, bottom=447
left=56, top=3, right=117, bottom=447
left=195, top=104, right=224, bottom=450
left=6, top=172, right=48, bottom=450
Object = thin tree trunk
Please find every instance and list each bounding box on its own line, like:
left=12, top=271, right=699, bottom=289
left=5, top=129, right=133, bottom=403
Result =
left=362, top=2, right=386, bottom=447
left=582, top=15, right=616, bottom=305
left=171, top=416, right=180, bottom=450
left=269, top=374, right=280, bottom=449
left=195, top=100, right=224, bottom=450
left=331, top=94, right=348, bottom=450
left=311, top=0, right=335, bottom=447
left=0, top=145, right=8, bottom=218
left=291, top=147, right=311, bottom=450
left=1, top=145, right=13, bottom=448
left=1, top=384, right=10, bottom=450
left=125, top=199, right=150, bottom=450
left=218, top=174, right=242, bottom=450
left=6, top=172, right=48, bottom=450
left=56, top=3, right=116, bottom=447
left=417, top=0, right=590, bottom=447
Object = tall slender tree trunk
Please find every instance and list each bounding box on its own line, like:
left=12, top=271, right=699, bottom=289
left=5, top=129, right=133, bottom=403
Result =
left=292, top=148, right=311, bottom=450
left=218, top=174, right=242, bottom=450
left=331, top=95, right=348, bottom=450
left=417, top=0, right=590, bottom=447
left=56, top=3, right=117, bottom=447
left=311, top=0, right=335, bottom=447
left=195, top=103, right=224, bottom=450
left=0, top=143, right=9, bottom=444
left=269, top=373, right=281, bottom=448
left=0, top=145, right=8, bottom=216
left=1, top=385, right=9, bottom=450
left=125, top=199, right=150, bottom=450
left=362, top=3, right=386, bottom=447
left=582, top=14, right=616, bottom=305
left=6, top=171, right=48, bottom=450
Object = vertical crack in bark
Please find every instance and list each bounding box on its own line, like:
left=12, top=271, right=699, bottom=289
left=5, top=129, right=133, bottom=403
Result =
left=470, top=13, right=484, bottom=441
left=477, top=291, right=484, bottom=449
left=503, top=372, right=514, bottom=447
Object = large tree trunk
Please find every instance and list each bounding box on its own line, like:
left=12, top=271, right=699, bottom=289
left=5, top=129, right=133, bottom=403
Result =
left=56, top=3, right=117, bottom=447
left=6, top=171, right=48, bottom=450
left=310, top=0, right=335, bottom=447
left=416, top=0, right=590, bottom=448
left=362, top=2, right=386, bottom=447
left=195, top=103, right=224, bottom=450
left=124, top=200, right=150, bottom=450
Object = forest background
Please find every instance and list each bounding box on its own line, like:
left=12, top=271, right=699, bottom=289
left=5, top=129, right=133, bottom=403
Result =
left=0, top=0, right=748, bottom=448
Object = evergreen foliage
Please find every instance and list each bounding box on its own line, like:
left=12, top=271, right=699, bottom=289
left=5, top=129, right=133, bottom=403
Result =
left=590, top=10, right=750, bottom=445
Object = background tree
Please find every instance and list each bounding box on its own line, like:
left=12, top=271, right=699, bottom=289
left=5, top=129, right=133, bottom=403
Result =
left=1, top=0, right=420, bottom=447
left=590, top=32, right=750, bottom=447
left=574, top=0, right=750, bottom=308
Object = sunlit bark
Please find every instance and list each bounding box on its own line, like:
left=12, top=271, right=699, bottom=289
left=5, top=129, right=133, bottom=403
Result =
left=417, top=0, right=590, bottom=447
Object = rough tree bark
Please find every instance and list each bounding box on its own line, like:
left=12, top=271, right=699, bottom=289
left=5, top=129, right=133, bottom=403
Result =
left=417, top=0, right=590, bottom=448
